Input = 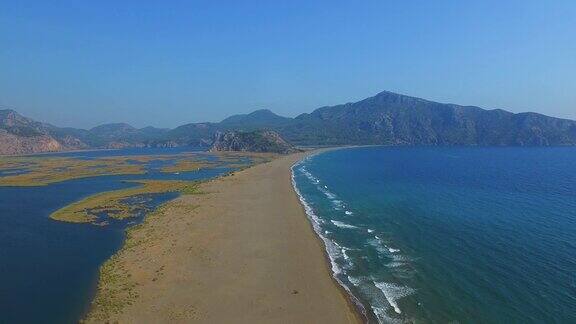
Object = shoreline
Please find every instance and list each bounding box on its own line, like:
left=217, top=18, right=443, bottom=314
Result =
left=84, top=150, right=362, bottom=323
left=291, top=149, right=367, bottom=323
left=291, top=152, right=370, bottom=323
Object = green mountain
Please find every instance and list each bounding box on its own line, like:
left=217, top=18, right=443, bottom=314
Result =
left=281, top=90, right=576, bottom=146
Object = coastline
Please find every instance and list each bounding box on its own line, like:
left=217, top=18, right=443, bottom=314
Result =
left=291, top=150, right=370, bottom=322
left=84, top=150, right=362, bottom=323
left=294, top=149, right=368, bottom=323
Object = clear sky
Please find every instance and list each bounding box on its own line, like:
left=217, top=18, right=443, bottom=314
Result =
left=1, top=0, right=575, bottom=128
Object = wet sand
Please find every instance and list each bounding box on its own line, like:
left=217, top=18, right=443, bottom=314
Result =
left=85, top=151, right=361, bottom=323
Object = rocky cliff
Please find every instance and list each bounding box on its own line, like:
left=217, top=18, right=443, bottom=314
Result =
left=209, top=130, right=299, bottom=154
left=0, top=109, right=88, bottom=155
left=0, top=130, right=62, bottom=155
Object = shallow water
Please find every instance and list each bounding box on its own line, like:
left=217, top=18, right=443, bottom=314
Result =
left=292, top=146, right=576, bottom=323
left=0, top=148, right=233, bottom=323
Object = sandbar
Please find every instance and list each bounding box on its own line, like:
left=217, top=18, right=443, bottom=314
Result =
left=85, top=151, right=361, bottom=323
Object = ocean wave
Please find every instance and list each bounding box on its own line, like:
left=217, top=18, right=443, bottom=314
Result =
left=391, top=254, right=411, bottom=263
left=369, top=237, right=409, bottom=274
left=331, top=220, right=359, bottom=229
left=331, top=199, right=344, bottom=209
left=374, top=281, right=415, bottom=315
left=347, top=276, right=404, bottom=324
left=345, top=210, right=353, bottom=215
left=340, top=247, right=356, bottom=270
left=299, top=164, right=352, bottom=216
left=371, top=235, right=401, bottom=253
left=347, top=275, right=362, bottom=286
left=372, top=306, right=402, bottom=324
left=368, top=237, right=389, bottom=254
left=331, top=241, right=354, bottom=267
left=386, top=262, right=406, bottom=268
left=291, top=160, right=368, bottom=319
left=341, top=248, right=350, bottom=261
left=299, top=166, right=321, bottom=184
left=324, top=191, right=337, bottom=200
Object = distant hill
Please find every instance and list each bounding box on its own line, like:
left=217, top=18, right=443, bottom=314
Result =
left=210, top=130, right=299, bottom=154
left=88, top=123, right=169, bottom=148
left=89, top=123, right=137, bottom=137
left=219, top=109, right=293, bottom=130
left=160, top=122, right=220, bottom=147
left=2, top=90, right=575, bottom=155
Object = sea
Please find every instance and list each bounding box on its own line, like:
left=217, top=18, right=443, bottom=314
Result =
left=0, top=147, right=233, bottom=323
left=292, top=146, right=576, bottom=323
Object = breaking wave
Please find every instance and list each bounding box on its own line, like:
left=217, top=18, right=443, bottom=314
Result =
left=292, top=155, right=416, bottom=323
left=291, top=159, right=368, bottom=319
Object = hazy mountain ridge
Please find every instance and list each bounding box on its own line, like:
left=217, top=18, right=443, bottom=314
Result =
left=87, top=123, right=170, bottom=148
left=219, top=109, right=293, bottom=130
left=0, top=109, right=166, bottom=153
left=2, top=91, right=575, bottom=155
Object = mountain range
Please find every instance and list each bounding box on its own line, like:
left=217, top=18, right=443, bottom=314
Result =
left=1, top=90, right=575, bottom=155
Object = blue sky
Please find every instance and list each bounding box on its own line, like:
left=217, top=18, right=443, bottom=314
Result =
left=1, top=0, right=575, bottom=128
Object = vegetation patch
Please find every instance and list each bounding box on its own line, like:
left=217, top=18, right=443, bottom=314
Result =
left=0, top=156, right=145, bottom=186
left=50, top=180, right=200, bottom=223
left=0, top=151, right=276, bottom=186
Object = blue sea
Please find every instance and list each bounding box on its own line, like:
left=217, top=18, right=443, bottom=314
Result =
left=292, top=146, right=576, bottom=323
left=0, top=148, right=233, bottom=324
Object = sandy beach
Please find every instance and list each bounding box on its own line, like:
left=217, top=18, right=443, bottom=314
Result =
left=85, top=151, right=361, bottom=323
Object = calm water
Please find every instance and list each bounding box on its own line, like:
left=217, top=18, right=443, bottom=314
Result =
left=292, top=146, right=576, bottom=323
left=0, top=148, right=232, bottom=323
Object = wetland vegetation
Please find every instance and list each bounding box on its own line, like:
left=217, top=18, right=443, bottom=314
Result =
left=49, top=180, right=200, bottom=223
left=1, top=150, right=277, bottom=223
left=0, top=151, right=275, bottom=187
left=0, top=148, right=277, bottom=323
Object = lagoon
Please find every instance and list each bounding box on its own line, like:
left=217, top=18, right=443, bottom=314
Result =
left=0, top=148, right=251, bottom=323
